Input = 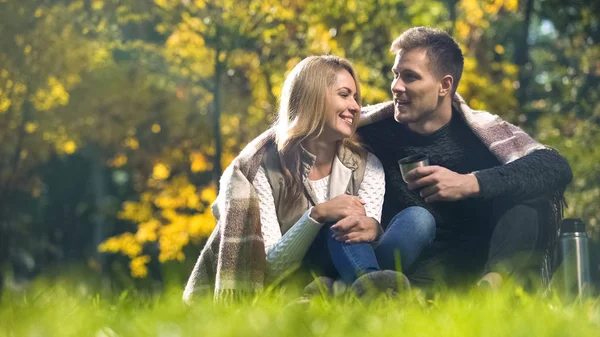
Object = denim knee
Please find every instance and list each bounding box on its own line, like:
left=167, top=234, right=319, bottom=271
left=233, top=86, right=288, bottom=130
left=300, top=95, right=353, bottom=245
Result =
left=390, top=206, right=436, bottom=244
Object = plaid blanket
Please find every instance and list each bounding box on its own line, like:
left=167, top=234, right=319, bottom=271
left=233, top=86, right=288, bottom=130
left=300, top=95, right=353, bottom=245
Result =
left=184, top=93, right=565, bottom=302
left=359, top=93, right=565, bottom=284
left=183, top=129, right=275, bottom=302
left=359, top=93, right=548, bottom=163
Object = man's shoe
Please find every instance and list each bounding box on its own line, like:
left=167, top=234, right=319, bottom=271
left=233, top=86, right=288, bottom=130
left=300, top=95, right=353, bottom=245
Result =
left=350, top=270, right=410, bottom=298
left=477, top=272, right=503, bottom=291
left=332, top=279, right=348, bottom=297
left=303, top=276, right=336, bottom=297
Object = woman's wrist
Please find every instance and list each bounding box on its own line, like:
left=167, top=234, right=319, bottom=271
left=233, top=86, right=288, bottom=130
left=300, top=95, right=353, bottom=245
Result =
left=309, top=205, right=324, bottom=223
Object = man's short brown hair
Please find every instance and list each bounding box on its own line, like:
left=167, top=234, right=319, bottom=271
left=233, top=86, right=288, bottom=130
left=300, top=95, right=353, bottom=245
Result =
left=391, top=27, right=464, bottom=94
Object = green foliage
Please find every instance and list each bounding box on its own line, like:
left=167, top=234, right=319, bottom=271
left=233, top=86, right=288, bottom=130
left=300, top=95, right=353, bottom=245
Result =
left=538, top=116, right=600, bottom=239
left=525, top=0, right=600, bottom=238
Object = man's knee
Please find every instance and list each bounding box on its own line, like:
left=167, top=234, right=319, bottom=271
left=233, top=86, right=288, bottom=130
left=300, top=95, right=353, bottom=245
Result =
left=493, top=198, right=545, bottom=234
left=505, top=204, right=538, bottom=225
left=488, top=199, right=547, bottom=275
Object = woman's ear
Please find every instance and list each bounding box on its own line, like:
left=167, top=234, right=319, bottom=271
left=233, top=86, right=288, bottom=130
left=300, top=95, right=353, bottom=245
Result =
left=439, top=75, right=454, bottom=97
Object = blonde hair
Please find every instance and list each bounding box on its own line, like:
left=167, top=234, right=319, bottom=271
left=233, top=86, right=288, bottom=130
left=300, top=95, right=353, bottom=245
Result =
left=274, top=55, right=365, bottom=204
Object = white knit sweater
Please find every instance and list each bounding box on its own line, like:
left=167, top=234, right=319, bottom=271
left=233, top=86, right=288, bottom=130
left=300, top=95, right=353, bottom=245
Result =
left=252, top=152, right=385, bottom=280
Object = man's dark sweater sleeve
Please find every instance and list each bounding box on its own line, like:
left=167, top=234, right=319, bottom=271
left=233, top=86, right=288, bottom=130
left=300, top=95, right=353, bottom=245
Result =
left=474, top=149, right=573, bottom=202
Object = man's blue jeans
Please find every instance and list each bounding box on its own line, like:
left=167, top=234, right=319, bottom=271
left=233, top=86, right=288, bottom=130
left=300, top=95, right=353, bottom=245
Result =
left=303, top=206, right=436, bottom=284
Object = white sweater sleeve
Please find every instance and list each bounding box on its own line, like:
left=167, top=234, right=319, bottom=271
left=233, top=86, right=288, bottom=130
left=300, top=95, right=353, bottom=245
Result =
left=358, top=152, right=385, bottom=223
left=252, top=166, right=323, bottom=280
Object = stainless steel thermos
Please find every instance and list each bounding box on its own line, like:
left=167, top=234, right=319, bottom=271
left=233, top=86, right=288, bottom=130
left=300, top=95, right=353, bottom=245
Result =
left=559, top=218, right=591, bottom=299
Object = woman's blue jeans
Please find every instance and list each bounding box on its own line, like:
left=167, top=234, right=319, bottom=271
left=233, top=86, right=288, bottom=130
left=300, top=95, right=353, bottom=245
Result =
left=303, top=206, right=436, bottom=284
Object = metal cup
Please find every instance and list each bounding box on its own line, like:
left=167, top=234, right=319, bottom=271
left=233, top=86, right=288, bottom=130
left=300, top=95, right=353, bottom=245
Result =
left=398, top=154, right=429, bottom=183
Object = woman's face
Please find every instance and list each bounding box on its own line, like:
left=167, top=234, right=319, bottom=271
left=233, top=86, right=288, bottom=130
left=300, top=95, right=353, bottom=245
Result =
left=320, top=69, right=360, bottom=142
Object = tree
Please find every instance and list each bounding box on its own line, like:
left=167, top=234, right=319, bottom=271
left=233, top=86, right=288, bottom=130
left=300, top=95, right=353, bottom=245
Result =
left=0, top=0, right=118, bottom=287
left=526, top=0, right=600, bottom=238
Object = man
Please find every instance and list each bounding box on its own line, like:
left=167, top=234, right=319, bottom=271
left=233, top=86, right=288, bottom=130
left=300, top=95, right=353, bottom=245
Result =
left=351, top=27, right=573, bottom=289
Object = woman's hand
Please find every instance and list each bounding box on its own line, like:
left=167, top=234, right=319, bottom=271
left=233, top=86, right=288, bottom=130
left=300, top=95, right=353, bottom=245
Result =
left=331, top=216, right=382, bottom=243
left=310, top=194, right=366, bottom=223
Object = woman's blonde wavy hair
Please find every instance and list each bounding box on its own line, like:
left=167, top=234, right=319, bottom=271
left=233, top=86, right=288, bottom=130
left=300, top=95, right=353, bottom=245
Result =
left=274, top=55, right=365, bottom=205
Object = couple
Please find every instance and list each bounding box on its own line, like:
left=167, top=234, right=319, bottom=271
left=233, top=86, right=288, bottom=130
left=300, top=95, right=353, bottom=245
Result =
left=183, top=27, right=572, bottom=301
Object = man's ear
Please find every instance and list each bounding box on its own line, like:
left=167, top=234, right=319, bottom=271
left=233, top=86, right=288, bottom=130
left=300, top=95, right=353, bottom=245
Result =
left=439, top=75, right=454, bottom=97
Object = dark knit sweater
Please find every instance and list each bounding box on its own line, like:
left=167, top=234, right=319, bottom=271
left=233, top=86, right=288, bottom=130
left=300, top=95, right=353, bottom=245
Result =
left=358, top=109, right=573, bottom=244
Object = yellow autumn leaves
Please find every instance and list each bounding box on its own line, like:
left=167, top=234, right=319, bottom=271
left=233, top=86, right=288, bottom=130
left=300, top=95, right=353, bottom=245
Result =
left=99, top=177, right=217, bottom=278
left=32, top=76, right=70, bottom=111
left=456, top=0, right=518, bottom=39
left=152, top=163, right=171, bottom=180
left=102, top=149, right=223, bottom=278
left=102, top=150, right=222, bottom=278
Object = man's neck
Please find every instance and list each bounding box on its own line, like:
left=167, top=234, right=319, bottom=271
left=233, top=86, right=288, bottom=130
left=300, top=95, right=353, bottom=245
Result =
left=407, top=99, right=453, bottom=135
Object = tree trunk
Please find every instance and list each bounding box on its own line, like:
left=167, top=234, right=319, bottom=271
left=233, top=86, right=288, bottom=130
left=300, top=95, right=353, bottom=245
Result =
left=514, top=0, right=535, bottom=108
left=90, top=145, right=108, bottom=269
left=0, top=94, right=31, bottom=298
left=212, top=26, right=224, bottom=185
left=263, top=68, right=277, bottom=111
left=0, top=97, right=31, bottom=204
left=0, top=216, right=9, bottom=299
left=446, top=0, right=459, bottom=35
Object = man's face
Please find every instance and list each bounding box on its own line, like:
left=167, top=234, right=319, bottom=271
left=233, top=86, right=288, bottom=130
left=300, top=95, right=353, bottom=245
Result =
left=391, top=48, right=442, bottom=126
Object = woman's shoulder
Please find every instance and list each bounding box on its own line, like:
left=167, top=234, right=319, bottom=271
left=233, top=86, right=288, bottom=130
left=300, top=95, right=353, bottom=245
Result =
left=227, top=129, right=276, bottom=177
left=236, top=129, right=276, bottom=163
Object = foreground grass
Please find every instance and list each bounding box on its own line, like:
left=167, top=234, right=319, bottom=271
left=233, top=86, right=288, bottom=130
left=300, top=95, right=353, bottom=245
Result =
left=1, top=280, right=599, bottom=337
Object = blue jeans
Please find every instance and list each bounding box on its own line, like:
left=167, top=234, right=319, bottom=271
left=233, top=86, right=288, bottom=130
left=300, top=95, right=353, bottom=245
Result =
left=303, top=206, right=436, bottom=284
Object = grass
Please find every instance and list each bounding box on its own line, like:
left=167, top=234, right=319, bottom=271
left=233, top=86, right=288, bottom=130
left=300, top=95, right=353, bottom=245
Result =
left=1, top=278, right=599, bottom=337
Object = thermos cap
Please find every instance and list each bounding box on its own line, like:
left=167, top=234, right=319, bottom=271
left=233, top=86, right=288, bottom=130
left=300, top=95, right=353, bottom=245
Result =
left=561, top=218, right=586, bottom=233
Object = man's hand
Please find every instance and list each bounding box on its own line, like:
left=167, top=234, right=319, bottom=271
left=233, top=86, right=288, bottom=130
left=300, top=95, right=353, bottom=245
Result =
left=330, top=216, right=382, bottom=243
left=404, top=165, right=480, bottom=202
left=310, top=194, right=366, bottom=223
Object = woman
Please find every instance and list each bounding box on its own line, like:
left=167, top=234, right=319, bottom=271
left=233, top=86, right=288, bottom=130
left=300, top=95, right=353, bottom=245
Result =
left=183, top=55, right=435, bottom=301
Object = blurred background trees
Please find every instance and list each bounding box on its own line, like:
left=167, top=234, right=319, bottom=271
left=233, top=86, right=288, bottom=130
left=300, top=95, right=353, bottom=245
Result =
left=0, top=0, right=597, bottom=289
